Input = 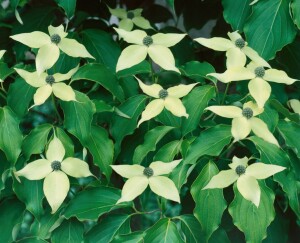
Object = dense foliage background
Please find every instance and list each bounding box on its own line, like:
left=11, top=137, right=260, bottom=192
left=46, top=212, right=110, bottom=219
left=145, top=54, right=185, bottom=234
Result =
left=0, top=0, right=299, bottom=242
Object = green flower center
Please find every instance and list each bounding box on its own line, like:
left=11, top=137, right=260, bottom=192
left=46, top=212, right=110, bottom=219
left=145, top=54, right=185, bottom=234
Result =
left=51, top=161, right=61, bottom=171
left=235, top=38, right=245, bottom=49
left=242, top=107, right=253, bottom=119
left=235, top=165, right=246, bottom=176
left=45, top=75, right=55, bottom=85
left=254, top=66, right=265, bottom=78
left=143, top=167, right=154, bottom=178
left=127, top=12, right=134, bottom=19
left=158, top=89, right=168, bottom=99
left=143, top=36, right=153, bottom=47
left=50, top=34, right=61, bottom=44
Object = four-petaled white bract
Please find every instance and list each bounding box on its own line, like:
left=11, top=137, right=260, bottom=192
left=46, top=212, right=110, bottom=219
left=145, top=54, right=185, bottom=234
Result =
left=136, top=77, right=197, bottom=127
left=194, top=31, right=270, bottom=69
left=114, top=28, right=186, bottom=73
left=208, top=62, right=298, bottom=108
left=203, top=156, right=285, bottom=207
left=111, top=160, right=181, bottom=203
left=15, top=65, right=79, bottom=108
left=108, top=7, right=152, bottom=31
left=206, top=101, right=279, bottom=146
left=15, top=136, right=93, bottom=213
left=10, top=25, right=94, bottom=74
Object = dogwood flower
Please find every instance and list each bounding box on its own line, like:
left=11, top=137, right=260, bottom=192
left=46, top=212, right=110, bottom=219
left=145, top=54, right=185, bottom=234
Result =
left=203, top=156, right=285, bottom=206
left=108, top=7, right=152, bottom=31
left=111, top=160, right=181, bottom=203
left=0, top=50, right=5, bottom=59
left=114, top=28, right=186, bottom=73
left=209, top=62, right=298, bottom=108
left=194, top=31, right=270, bottom=69
left=10, top=25, right=94, bottom=74
left=15, top=136, right=93, bottom=213
left=15, top=65, right=78, bottom=108
left=136, top=77, right=197, bottom=127
left=206, top=101, right=279, bottom=146
left=288, top=99, right=300, bottom=115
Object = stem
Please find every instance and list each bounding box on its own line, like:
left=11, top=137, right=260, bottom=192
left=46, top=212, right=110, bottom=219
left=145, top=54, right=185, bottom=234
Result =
left=0, top=82, right=7, bottom=93
left=221, top=82, right=231, bottom=105
left=218, top=141, right=234, bottom=159
left=52, top=94, right=62, bottom=124
left=149, top=58, right=156, bottom=83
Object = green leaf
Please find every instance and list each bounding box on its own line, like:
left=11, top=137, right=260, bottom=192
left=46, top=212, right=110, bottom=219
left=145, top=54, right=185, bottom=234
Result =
left=249, top=136, right=300, bottom=218
left=110, top=95, right=147, bottom=153
left=112, top=231, right=145, bottom=243
left=81, top=29, right=121, bottom=71
left=93, top=100, right=114, bottom=113
left=144, top=218, right=184, bottom=243
left=55, top=0, right=76, bottom=18
left=22, top=124, right=52, bottom=160
left=0, top=62, right=14, bottom=81
left=0, top=106, right=23, bottom=163
left=154, top=140, right=182, bottom=162
left=228, top=182, right=275, bottom=243
left=277, top=120, right=300, bottom=158
left=181, top=85, right=215, bottom=136
left=116, top=60, right=151, bottom=78
left=244, top=0, right=297, bottom=60
left=84, top=125, right=114, bottom=180
left=13, top=178, right=44, bottom=218
left=51, top=219, right=84, bottom=243
left=16, top=237, right=48, bottom=243
left=178, top=215, right=206, bottom=243
left=270, top=99, right=299, bottom=123
left=133, top=126, right=174, bottom=164
left=85, top=214, right=131, bottom=243
left=222, top=0, right=251, bottom=30
left=60, top=91, right=96, bottom=144
left=191, top=161, right=227, bottom=240
left=7, top=77, right=35, bottom=117
left=0, top=198, right=25, bottom=243
left=55, top=127, right=74, bottom=158
left=291, top=0, right=300, bottom=29
left=71, top=63, right=124, bottom=102
left=258, top=103, right=279, bottom=132
left=63, top=186, right=130, bottom=221
left=180, top=61, right=216, bottom=83
left=184, top=125, right=232, bottom=164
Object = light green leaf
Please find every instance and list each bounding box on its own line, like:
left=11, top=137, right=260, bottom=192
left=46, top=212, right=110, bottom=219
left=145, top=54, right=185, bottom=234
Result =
left=63, top=186, right=131, bottom=221
left=55, top=0, right=76, bottom=18
left=144, top=218, right=184, bottom=243
left=71, top=63, right=125, bottom=102
left=51, top=219, right=84, bottom=243
left=0, top=106, right=23, bottom=164
left=244, top=0, right=297, bottom=60
left=191, top=161, right=227, bottom=240
left=178, top=215, right=206, bottom=243
left=133, top=126, right=174, bottom=164
left=229, top=182, right=275, bottom=243
left=184, top=125, right=232, bottom=164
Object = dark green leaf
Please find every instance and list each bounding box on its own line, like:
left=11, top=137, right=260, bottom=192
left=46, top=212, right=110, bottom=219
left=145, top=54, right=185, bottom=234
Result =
left=154, top=140, right=182, bottom=162
left=55, top=0, right=76, bottom=18
left=270, top=99, right=299, bottom=123
left=55, top=127, right=74, bottom=158
left=112, top=231, right=145, bottom=243
left=180, top=61, right=216, bottom=83
left=178, top=215, right=206, bottom=243
left=0, top=62, right=14, bottom=81
left=291, top=0, right=300, bottom=29
left=51, top=219, right=84, bottom=243
left=116, top=60, right=151, bottom=78
left=258, top=103, right=279, bottom=132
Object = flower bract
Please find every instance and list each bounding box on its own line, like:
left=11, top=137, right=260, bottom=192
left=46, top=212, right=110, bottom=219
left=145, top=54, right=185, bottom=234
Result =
left=0, top=50, right=6, bottom=59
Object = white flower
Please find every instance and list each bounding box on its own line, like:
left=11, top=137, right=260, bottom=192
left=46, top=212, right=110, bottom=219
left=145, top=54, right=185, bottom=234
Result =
left=288, top=99, right=300, bottom=115
left=10, top=25, right=94, bottom=74
left=206, top=101, right=279, bottom=146
left=15, top=65, right=79, bottom=108
left=136, top=77, right=197, bottom=127
left=108, top=7, right=152, bottom=31
left=15, top=136, right=93, bottom=213
left=209, top=62, right=298, bottom=108
left=194, top=31, right=270, bottom=69
left=114, top=28, right=186, bottom=73
left=111, top=160, right=181, bottom=203
left=0, top=50, right=6, bottom=59
left=203, top=156, right=285, bottom=207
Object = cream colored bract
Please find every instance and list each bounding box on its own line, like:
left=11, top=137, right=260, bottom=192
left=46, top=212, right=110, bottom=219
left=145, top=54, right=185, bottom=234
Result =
left=206, top=101, right=279, bottom=146
left=108, top=7, right=152, bottom=31
left=288, top=99, right=300, bottom=115
left=15, top=136, right=93, bottom=213
left=10, top=25, right=94, bottom=74
left=0, top=50, right=6, bottom=59
left=15, top=66, right=79, bottom=108
left=136, top=77, right=197, bottom=127
left=203, top=156, right=285, bottom=206
left=111, top=160, right=181, bottom=203
left=115, top=28, right=186, bottom=73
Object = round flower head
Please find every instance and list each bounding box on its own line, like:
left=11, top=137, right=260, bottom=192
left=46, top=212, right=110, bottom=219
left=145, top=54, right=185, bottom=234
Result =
left=114, top=28, right=186, bottom=73
left=111, top=160, right=181, bottom=203
left=10, top=25, right=94, bottom=74
left=203, top=156, right=285, bottom=207
left=206, top=101, right=279, bottom=146
left=14, top=65, right=79, bottom=108
left=15, top=136, right=93, bottom=213
left=194, top=31, right=270, bottom=69
left=136, top=77, right=197, bottom=127
left=208, top=62, right=298, bottom=108
left=108, top=7, right=152, bottom=31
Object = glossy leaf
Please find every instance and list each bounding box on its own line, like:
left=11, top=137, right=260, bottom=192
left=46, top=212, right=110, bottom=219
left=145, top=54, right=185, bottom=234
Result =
left=178, top=215, right=206, bottom=243
left=51, top=219, right=84, bottom=243
left=180, top=61, right=216, bottom=83
left=55, top=0, right=76, bottom=18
